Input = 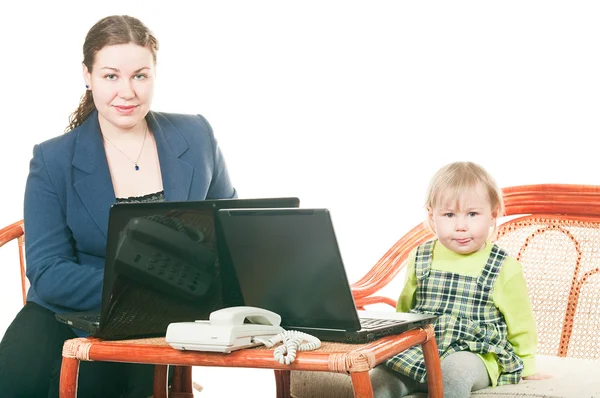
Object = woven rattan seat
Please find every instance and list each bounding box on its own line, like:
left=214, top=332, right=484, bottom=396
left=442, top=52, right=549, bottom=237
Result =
left=292, top=184, right=600, bottom=397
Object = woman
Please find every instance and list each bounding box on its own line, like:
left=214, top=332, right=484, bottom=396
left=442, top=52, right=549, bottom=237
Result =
left=0, top=15, right=236, bottom=397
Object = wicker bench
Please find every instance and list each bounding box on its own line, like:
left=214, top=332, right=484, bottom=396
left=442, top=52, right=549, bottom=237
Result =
left=291, top=184, right=600, bottom=398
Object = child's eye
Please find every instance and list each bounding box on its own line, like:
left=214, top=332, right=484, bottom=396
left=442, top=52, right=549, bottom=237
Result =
left=443, top=213, right=455, bottom=218
left=468, top=212, right=478, bottom=217
left=104, top=74, right=117, bottom=81
left=133, top=74, right=147, bottom=81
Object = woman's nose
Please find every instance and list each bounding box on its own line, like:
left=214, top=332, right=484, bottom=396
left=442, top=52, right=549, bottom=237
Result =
left=118, top=79, right=135, bottom=99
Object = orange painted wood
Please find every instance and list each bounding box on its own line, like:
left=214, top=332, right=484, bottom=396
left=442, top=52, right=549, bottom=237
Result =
left=421, top=333, right=443, bottom=396
left=344, top=183, right=600, bottom=395
left=47, top=183, right=600, bottom=396
left=0, top=219, right=24, bottom=246
left=502, top=184, right=600, bottom=216
left=349, top=371, right=374, bottom=398
left=0, top=219, right=26, bottom=306
left=354, top=295, right=397, bottom=309
left=18, top=235, right=26, bottom=306
left=167, top=365, right=193, bottom=398
left=170, top=365, right=182, bottom=391
left=59, top=327, right=440, bottom=397
left=351, top=184, right=600, bottom=307
left=81, top=329, right=429, bottom=370
left=178, top=366, right=193, bottom=394
left=169, top=392, right=194, bottom=398
left=58, top=357, right=79, bottom=398
left=274, top=370, right=291, bottom=398
left=351, top=222, right=434, bottom=302
left=153, top=365, right=168, bottom=398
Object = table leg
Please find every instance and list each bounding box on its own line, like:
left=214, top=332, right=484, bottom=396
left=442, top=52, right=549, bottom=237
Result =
left=350, top=371, right=374, bottom=398
left=274, top=370, right=291, bottom=398
left=168, top=366, right=194, bottom=398
left=59, top=357, right=80, bottom=398
left=422, top=336, right=443, bottom=398
left=153, top=365, right=168, bottom=398
left=172, top=365, right=183, bottom=392
left=180, top=366, right=193, bottom=393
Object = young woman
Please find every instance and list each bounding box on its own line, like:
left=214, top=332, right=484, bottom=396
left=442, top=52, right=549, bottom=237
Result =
left=0, top=15, right=236, bottom=397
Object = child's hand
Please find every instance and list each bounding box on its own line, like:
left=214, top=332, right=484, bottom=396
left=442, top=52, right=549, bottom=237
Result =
left=523, top=373, right=553, bottom=380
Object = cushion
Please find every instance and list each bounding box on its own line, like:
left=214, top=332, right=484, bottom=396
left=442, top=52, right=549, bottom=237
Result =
left=290, top=355, right=600, bottom=398
left=469, top=355, right=600, bottom=398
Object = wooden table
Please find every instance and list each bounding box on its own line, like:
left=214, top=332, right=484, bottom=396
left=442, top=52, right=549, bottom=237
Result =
left=59, top=325, right=442, bottom=398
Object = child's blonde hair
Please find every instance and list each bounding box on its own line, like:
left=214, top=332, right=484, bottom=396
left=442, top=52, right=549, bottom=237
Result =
left=425, top=161, right=504, bottom=236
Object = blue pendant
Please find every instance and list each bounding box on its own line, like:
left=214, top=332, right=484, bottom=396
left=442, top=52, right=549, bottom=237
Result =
left=135, top=165, right=140, bottom=171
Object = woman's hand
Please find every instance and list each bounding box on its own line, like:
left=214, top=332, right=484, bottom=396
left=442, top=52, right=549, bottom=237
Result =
left=523, top=373, right=553, bottom=380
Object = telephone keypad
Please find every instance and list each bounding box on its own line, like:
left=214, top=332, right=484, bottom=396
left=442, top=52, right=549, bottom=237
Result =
left=115, top=233, right=216, bottom=301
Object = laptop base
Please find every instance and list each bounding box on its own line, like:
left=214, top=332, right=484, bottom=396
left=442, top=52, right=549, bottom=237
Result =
left=56, top=311, right=100, bottom=335
left=286, top=315, right=434, bottom=344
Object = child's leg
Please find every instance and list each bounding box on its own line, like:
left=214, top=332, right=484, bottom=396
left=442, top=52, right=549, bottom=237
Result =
left=370, top=364, right=426, bottom=398
left=441, top=351, right=490, bottom=398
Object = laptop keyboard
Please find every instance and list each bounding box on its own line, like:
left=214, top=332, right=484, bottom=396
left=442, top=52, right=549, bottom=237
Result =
left=359, top=317, right=404, bottom=330
left=79, top=314, right=101, bottom=323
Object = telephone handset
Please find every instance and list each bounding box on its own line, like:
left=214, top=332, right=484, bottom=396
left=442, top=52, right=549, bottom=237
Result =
left=166, top=306, right=321, bottom=363
left=210, top=306, right=282, bottom=328
left=166, top=306, right=284, bottom=353
left=113, top=217, right=216, bottom=301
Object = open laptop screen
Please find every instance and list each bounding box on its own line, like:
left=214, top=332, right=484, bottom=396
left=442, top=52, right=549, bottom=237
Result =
left=97, top=197, right=300, bottom=338
left=217, top=208, right=362, bottom=331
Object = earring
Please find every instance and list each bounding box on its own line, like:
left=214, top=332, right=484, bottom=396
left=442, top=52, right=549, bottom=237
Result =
left=85, top=85, right=89, bottom=89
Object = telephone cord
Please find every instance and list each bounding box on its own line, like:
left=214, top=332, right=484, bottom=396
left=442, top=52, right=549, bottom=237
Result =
left=255, top=330, right=321, bottom=365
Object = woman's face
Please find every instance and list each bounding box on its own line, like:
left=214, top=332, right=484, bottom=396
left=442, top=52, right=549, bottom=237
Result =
left=83, top=43, right=155, bottom=132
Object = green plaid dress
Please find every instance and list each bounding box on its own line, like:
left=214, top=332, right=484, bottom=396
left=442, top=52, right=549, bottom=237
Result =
left=385, top=240, right=524, bottom=385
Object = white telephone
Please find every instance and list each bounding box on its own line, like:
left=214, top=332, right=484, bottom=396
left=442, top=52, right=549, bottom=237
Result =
left=166, top=306, right=320, bottom=364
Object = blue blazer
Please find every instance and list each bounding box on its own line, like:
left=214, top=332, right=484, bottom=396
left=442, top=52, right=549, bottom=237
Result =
left=24, top=110, right=236, bottom=314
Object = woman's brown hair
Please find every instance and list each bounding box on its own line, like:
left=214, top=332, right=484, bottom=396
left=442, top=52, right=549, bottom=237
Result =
left=65, top=15, right=159, bottom=132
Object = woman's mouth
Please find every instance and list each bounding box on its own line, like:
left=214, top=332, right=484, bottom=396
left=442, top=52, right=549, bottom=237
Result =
left=114, top=105, right=137, bottom=114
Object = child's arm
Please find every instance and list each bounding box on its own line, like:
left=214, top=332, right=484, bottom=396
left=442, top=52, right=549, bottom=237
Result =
left=495, top=259, right=538, bottom=378
left=396, top=250, right=418, bottom=312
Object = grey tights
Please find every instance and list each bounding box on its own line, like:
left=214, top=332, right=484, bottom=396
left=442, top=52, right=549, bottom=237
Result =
left=370, top=351, right=490, bottom=398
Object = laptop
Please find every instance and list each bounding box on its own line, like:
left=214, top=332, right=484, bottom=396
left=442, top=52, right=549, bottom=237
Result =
left=216, top=208, right=437, bottom=343
left=55, top=197, right=300, bottom=340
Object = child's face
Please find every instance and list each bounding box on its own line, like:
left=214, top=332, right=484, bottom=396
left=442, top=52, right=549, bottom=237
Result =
left=428, top=184, right=497, bottom=255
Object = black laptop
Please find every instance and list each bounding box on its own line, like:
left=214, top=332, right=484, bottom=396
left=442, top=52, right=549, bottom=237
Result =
left=216, top=208, right=437, bottom=343
left=55, top=197, right=300, bottom=340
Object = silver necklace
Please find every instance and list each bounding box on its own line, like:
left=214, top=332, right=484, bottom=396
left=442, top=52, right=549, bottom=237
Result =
left=102, top=126, right=148, bottom=171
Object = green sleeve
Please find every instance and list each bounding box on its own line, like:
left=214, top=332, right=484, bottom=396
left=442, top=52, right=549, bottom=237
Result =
left=495, top=262, right=538, bottom=377
left=396, top=251, right=417, bottom=312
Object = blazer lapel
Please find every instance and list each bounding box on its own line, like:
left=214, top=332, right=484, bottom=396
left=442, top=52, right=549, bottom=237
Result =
left=148, top=111, right=193, bottom=201
left=72, top=112, right=115, bottom=238
left=71, top=111, right=193, bottom=237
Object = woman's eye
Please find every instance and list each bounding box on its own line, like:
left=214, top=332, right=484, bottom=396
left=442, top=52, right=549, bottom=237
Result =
left=105, top=74, right=117, bottom=81
left=134, top=74, right=147, bottom=80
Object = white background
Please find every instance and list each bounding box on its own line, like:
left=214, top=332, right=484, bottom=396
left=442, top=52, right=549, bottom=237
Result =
left=1, top=1, right=599, bottom=396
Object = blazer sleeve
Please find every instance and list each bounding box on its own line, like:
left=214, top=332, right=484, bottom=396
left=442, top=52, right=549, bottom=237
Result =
left=24, top=144, right=103, bottom=311
left=199, top=114, right=237, bottom=200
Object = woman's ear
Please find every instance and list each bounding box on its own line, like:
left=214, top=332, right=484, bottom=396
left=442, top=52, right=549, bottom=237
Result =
left=82, top=63, right=91, bottom=89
